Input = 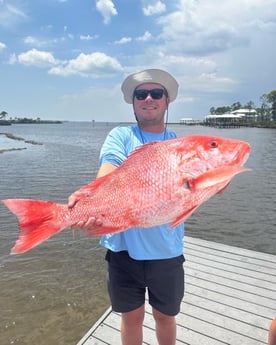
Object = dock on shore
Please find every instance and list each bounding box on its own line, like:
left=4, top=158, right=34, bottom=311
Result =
left=77, top=236, right=276, bottom=345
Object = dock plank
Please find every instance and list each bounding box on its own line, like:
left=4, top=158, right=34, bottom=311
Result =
left=185, top=247, right=276, bottom=278
left=186, top=263, right=276, bottom=298
left=77, top=237, right=276, bottom=345
left=185, top=237, right=276, bottom=263
left=185, top=277, right=274, bottom=313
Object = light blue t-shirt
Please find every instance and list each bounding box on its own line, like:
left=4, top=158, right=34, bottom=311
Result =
left=99, top=125, right=185, bottom=260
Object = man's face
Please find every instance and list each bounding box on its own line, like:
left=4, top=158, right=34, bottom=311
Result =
left=133, top=83, right=169, bottom=125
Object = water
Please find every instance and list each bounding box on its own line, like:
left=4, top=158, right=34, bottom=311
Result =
left=0, top=122, right=275, bottom=345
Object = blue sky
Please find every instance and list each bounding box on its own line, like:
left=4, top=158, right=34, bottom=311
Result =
left=0, top=0, right=276, bottom=122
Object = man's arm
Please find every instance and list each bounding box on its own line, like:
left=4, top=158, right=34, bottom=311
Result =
left=68, top=163, right=118, bottom=229
left=96, top=163, right=117, bottom=178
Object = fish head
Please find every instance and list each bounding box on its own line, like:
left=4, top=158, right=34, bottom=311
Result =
left=198, top=135, right=251, bottom=168
left=173, top=135, right=251, bottom=194
left=177, top=135, right=251, bottom=173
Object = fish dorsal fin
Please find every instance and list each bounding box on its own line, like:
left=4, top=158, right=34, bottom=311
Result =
left=85, top=174, right=111, bottom=190
left=126, top=141, right=159, bottom=159
left=73, top=173, right=115, bottom=199
left=75, top=142, right=161, bottom=198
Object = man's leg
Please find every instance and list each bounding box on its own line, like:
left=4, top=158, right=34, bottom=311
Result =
left=152, top=308, right=176, bottom=345
left=269, top=318, right=276, bottom=345
left=121, top=304, right=145, bottom=345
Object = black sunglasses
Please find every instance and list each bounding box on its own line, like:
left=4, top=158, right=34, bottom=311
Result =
left=133, top=88, right=168, bottom=101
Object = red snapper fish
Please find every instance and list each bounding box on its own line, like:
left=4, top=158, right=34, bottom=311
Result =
left=2, top=135, right=251, bottom=254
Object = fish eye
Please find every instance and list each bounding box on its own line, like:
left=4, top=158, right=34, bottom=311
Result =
left=209, top=140, right=218, bottom=148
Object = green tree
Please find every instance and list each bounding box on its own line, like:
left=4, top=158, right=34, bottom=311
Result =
left=259, top=93, right=270, bottom=121
left=230, top=102, right=242, bottom=111
left=214, top=106, right=231, bottom=114
left=0, top=111, right=8, bottom=119
left=267, top=90, right=276, bottom=121
left=209, top=106, right=216, bottom=114
left=244, top=101, right=255, bottom=109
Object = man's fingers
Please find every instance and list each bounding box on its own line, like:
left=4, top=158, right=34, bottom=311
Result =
left=95, top=218, right=102, bottom=226
left=68, top=194, right=78, bottom=208
left=71, top=217, right=102, bottom=230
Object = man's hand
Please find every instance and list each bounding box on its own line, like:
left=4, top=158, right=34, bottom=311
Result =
left=68, top=191, right=82, bottom=208
left=68, top=163, right=117, bottom=229
left=71, top=217, right=102, bottom=230
left=68, top=193, right=102, bottom=229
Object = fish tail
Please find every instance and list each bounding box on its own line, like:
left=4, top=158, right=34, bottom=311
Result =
left=2, top=199, right=68, bottom=254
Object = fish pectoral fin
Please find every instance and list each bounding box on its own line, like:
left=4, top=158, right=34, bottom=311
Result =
left=189, top=165, right=250, bottom=190
left=170, top=206, right=198, bottom=228
left=216, top=181, right=231, bottom=194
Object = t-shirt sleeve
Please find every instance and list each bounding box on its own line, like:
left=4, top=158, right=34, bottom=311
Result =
left=99, top=127, right=129, bottom=167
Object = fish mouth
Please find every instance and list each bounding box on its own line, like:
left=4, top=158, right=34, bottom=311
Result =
left=240, top=151, right=250, bottom=166
left=233, top=143, right=251, bottom=167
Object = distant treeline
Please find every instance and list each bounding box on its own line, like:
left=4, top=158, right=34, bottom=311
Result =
left=0, top=117, right=62, bottom=125
left=9, top=118, right=63, bottom=124
left=0, top=111, right=62, bottom=124
left=209, top=90, right=276, bottom=121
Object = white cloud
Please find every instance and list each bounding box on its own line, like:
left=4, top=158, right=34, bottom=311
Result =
left=142, top=0, right=166, bottom=16
left=156, top=0, right=276, bottom=55
left=17, top=49, right=59, bottom=68
left=186, top=72, right=237, bottom=93
left=114, top=37, right=132, bottom=45
left=14, top=49, right=123, bottom=77
left=80, top=34, right=99, bottom=41
left=8, top=53, right=17, bottom=64
left=57, top=83, right=134, bottom=122
left=49, top=52, right=123, bottom=77
left=2, top=0, right=276, bottom=121
left=23, top=36, right=60, bottom=48
left=0, top=41, right=6, bottom=52
left=136, top=31, right=153, bottom=42
left=24, top=36, right=42, bottom=46
left=156, top=53, right=217, bottom=73
left=0, top=2, right=28, bottom=28
left=96, top=0, right=118, bottom=24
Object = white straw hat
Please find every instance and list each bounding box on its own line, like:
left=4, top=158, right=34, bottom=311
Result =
left=121, top=68, right=179, bottom=104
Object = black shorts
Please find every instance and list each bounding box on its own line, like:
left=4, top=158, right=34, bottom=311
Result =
left=105, top=250, right=185, bottom=316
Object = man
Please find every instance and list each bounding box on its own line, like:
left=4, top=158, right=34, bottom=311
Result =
left=269, top=318, right=276, bottom=345
left=69, top=69, right=185, bottom=345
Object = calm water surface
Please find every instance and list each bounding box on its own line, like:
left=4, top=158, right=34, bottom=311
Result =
left=0, top=123, right=275, bottom=345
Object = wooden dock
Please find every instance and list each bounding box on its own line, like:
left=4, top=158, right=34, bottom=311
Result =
left=77, top=236, right=276, bottom=345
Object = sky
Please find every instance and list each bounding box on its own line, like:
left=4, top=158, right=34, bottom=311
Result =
left=0, top=0, right=276, bottom=122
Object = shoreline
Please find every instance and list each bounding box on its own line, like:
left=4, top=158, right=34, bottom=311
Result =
left=0, top=147, right=27, bottom=154
left=0, top=132, right=43, bottom=154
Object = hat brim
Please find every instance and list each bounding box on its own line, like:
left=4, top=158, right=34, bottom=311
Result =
left=121, top=69, right=179, bottom=104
